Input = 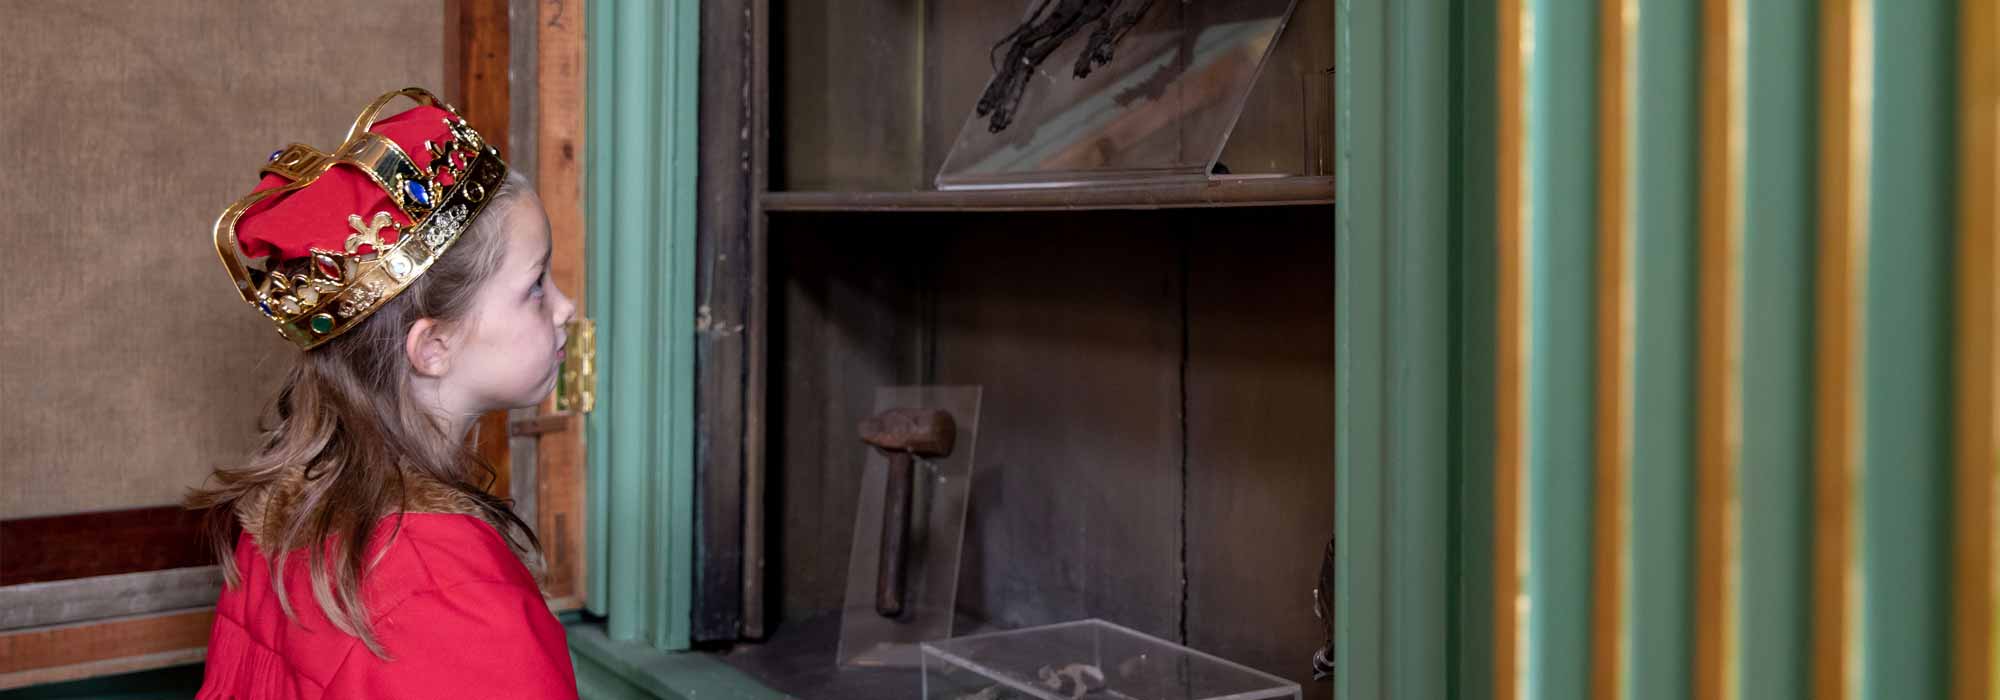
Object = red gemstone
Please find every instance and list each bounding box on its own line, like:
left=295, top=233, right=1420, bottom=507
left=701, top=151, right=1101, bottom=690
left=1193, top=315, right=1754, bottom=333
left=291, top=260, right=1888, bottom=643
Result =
left=314, top=253, right=344, bottom=282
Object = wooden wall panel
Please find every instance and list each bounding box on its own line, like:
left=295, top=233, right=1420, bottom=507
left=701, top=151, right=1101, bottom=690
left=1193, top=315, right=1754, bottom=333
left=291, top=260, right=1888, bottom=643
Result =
left=773, top=0, right=925, bottom=190
left=928, top=213, right=1186, bottom=642
left=0, top=1, right=442, bottom=520
left=1185, top=207, right=1336, bottom=700
left=769, top=216, right=925, bottom=619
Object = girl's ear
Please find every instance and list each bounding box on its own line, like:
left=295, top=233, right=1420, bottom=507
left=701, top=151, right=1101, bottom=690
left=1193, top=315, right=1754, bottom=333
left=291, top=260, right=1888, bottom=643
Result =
left=405, top=318, right=454, bottom=377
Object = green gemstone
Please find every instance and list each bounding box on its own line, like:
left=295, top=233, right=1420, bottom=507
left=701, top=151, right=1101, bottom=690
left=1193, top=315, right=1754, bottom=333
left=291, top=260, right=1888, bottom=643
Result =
left=309, top=314, right=335, bottom=334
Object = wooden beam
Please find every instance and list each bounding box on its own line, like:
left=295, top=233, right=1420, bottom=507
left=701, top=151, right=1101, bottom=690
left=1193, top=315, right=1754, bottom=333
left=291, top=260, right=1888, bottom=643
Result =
left=448, top=0, right=512, bottom=140
left=0, top=566, right=221, bottom=631
left=536, top=0, right=589, bottom=608
left=744, top=0, right=771, bottom=642
left=694, top=0, right=758, bottom=642
left=448, top=0, right=516, bottom=501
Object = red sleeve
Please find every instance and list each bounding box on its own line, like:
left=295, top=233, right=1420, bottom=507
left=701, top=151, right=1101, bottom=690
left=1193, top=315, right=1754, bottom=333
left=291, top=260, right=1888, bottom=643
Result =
left=323, top=581, right=577, bottom=699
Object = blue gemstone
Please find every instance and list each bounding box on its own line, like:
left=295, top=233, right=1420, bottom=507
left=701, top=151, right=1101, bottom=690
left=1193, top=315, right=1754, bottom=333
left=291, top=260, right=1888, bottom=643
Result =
left=268, top=149, right=282, bottom=162
left=406, top=180, right=431, bottom=207
left=257, top=300, right=274, bottom=317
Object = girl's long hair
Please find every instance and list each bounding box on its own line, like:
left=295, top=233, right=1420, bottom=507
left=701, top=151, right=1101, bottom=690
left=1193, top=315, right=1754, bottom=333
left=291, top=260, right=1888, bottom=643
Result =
left=186, top=172, right=541, bottom=658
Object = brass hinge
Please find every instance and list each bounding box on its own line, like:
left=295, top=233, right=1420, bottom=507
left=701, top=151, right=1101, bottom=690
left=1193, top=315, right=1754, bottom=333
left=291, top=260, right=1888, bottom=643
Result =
left=557, top=317, right=597, bottom=414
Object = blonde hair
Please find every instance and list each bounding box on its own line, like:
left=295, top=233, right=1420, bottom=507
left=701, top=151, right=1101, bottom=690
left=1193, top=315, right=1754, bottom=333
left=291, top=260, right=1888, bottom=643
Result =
left=187, top=171, right=542, bottom=658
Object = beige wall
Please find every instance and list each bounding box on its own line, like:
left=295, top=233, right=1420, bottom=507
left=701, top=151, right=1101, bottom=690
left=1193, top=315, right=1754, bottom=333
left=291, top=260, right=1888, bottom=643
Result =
left=0, top=2, right=443, bottom=519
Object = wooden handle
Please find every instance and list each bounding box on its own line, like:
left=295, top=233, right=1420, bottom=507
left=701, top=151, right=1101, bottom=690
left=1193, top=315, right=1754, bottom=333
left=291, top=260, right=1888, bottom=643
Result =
left=876, top=452, right=913, bottom=617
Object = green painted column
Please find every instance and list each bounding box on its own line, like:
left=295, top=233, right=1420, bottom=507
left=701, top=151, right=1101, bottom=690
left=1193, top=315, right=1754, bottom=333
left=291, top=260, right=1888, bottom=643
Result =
left=1522, top=0, right=1601, bottom=698
left=585, top=0, right=611, bottom=616
left=1386, top=0, right=1453, bottom=697
left=1736, top=0, right=1817, bottom=697
left=1337, top=0, right=1465, bottom=697
left=1860, top=0, right=1957, bottom=696
left=1336, top=0, right=1389, bottom=695
left=1451, top=0, right=1502, bottom=696
left=586, top=0, right=701, bottom=651
left=1624, top=1, right=1700, bottom=698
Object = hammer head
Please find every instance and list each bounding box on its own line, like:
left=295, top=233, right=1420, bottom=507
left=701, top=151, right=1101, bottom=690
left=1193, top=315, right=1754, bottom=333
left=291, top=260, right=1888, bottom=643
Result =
left=859, top=408, right=957, bottom=457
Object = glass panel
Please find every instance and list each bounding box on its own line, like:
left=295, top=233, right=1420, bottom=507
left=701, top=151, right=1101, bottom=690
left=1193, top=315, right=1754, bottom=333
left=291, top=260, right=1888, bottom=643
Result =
left=936, top=1, right=1300, bottom=190
left=837, top=386, right=985, bottom=668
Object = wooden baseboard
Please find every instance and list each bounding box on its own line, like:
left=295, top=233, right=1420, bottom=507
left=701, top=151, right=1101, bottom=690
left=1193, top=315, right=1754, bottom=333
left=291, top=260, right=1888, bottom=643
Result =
left=0, top=647, right=205, bottom=691
left=0, top=608, right=212, bottom=688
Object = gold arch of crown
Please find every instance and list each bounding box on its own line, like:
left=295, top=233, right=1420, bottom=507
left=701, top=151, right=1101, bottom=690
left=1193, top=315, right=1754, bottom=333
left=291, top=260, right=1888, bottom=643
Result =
left=212, top=87, right=508, bottom=350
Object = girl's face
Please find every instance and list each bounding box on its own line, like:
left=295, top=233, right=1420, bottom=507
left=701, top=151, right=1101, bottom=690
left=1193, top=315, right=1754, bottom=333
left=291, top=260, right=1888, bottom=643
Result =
left=442, top=190, right=576, bottom=412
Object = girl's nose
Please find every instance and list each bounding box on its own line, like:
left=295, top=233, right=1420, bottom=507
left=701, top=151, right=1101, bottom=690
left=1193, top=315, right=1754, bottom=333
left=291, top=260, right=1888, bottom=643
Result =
left=553, top=285, right=577, bottom=325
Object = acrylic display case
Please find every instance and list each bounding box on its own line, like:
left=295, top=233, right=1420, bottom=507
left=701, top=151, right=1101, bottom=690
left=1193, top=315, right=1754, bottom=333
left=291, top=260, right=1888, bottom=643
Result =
left=921, top=619, right=1301, bottom=700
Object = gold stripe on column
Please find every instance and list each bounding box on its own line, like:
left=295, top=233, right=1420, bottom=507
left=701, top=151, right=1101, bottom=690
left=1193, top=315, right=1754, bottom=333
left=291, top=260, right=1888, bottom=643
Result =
left=1590, top=0, right=1635, bottom=696
left=1952, top=1, right=1999, bottom=698
left=1695, top=0, right=1746, bottom=696
left=1812, top=0, right=1871, bottom=697
left=1495, top=0, right=1530, bottom=697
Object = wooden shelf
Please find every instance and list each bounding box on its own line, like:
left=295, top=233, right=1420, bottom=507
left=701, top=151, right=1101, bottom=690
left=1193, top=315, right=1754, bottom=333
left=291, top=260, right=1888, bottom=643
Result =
left=714, top=611, right=1006, bottom=700
left=761, top=176, right=1336, bottom=213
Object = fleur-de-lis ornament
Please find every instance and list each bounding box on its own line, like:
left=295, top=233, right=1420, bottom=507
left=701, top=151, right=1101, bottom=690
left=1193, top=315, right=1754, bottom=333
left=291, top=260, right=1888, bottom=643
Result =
left=345, top=211, right=398, bottom=255
left=446, top=116, right=485, bottom=153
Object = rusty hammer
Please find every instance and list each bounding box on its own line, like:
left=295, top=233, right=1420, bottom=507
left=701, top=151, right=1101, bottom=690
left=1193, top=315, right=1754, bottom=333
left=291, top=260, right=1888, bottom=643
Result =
left=859, top=407, right=956, bottom=618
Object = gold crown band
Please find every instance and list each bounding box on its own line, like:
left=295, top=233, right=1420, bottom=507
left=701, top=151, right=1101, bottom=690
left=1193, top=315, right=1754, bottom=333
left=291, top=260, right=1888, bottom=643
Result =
left=212, top=88, right=507, bottom=350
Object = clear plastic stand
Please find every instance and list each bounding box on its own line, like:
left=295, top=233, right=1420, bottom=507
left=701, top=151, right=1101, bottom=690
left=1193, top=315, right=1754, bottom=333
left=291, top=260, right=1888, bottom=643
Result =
left=935, top=1, right=1300, bottom=190
left=837, top=386, right=984, bottom=668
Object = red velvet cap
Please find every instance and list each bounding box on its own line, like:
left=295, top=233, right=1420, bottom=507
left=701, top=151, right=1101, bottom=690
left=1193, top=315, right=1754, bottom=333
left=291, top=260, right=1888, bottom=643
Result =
left=236, top=105, right=463, bottom=261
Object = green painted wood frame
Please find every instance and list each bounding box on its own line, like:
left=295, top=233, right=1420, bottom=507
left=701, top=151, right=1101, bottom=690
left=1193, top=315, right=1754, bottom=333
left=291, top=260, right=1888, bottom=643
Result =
left=585, top=0, right=702, bottom=651
left=1625, top=1, right=1702, bottom=697
left=1336, top=0, right=1497, bottom=698
left=1860, top=0, right=1958, bottom=695
left=1737, top=0, right=1817, bottom=696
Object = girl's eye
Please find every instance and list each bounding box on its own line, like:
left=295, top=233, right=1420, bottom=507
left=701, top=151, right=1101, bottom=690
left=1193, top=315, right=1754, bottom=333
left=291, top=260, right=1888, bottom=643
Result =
left=530, top=276, right=545, bottom=298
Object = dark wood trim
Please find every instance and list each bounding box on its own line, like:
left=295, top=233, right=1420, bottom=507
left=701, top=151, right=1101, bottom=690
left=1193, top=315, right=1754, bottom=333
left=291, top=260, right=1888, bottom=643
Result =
left=743, top=0, right=773, bottom=642
left=760, top=176, right=1339, bottom=212
left=0, top=507, right=214, bottom=586
left=509, top=413, right=574, bottom=437
left=693, top=0, right=761, bottom=642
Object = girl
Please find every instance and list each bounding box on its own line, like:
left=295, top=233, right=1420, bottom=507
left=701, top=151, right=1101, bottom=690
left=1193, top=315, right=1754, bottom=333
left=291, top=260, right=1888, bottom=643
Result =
left=189, top=88, right=578, bottom=698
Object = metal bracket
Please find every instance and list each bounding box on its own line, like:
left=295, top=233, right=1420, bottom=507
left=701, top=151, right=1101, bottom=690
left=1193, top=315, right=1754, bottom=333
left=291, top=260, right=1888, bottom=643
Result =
left=558, top=317, right=597, bottom=414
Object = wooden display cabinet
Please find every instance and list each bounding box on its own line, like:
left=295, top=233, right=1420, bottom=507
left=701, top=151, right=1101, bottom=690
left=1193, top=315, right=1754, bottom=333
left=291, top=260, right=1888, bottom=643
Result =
left=693, top=2, right=1341, bottom=698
